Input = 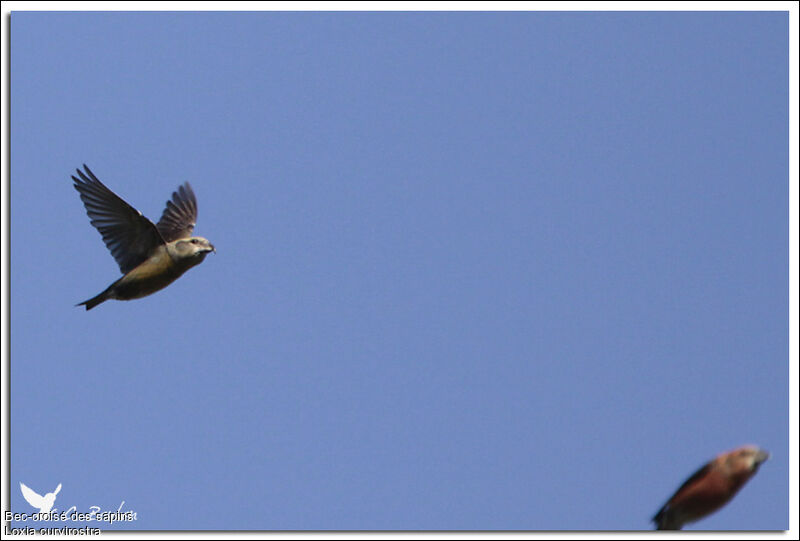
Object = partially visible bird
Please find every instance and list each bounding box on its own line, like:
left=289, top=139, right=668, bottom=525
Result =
left=652, top=445, right=769, bottom=530
left=20, top=482, right=62, bottom=513
left=72, top=164, right=215, bottom=310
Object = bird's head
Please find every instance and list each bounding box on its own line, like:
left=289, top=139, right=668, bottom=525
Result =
left=743, top=446, right=770, bottom=469
left=169, top=236, right=216, bottom=264
left=724, top=445, right=770, bottom=478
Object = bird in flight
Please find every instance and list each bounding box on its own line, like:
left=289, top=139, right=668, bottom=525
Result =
left=652, top=445, right=769, bottom=530
left=20, top=482, right=62, bottom=513
left=72, top=164, right=215, bottom=310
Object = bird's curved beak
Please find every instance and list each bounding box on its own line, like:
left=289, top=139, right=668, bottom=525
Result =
left=755, top=449, right=770, bottom=464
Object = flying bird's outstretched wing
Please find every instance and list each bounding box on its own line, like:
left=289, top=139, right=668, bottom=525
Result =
left=72, top=165, right=165, bottom=274
left=156, top=183, right=197, bottom=242
left=652, top=462, right=712, bottom=529
left=20, top=483, right=45, bottom=509
left=53, top=484, right=62, bottom=496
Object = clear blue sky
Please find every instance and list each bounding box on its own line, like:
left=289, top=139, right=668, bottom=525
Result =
left=10, top=11, right=788, bottom=530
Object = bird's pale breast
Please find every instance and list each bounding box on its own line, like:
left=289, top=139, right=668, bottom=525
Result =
left=112, top=246, right=187, bottom=300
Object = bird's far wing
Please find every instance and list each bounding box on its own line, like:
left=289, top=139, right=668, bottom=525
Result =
left=669, top=462, right=713, bottom=500
left=53, top=484, right=62, bottom=495
left=20, top=483, right=45, bottom=509
left=73, top=165, right=165, bottom=274
left=652, top=461, right=713, bottom=523
left=652, top=461, right=713, bottom=524
left=156, top=183, right=197, bottom=242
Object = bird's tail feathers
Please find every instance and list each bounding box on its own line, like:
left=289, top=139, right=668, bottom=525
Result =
left=76, top=291, right=108, bottom=310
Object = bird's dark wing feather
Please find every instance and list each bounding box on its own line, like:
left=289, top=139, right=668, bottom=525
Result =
left=669, top=462, right=713, bottom=500
left=652, top=462, right=712, bottom=525
left=72, top=164, right=165, bottom=274
left=156, top=183, right=197, bottom=242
